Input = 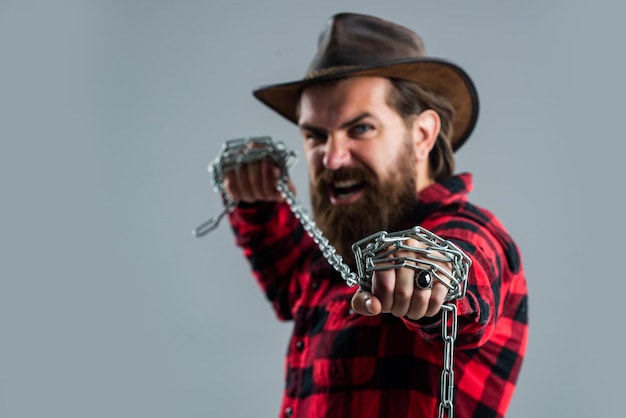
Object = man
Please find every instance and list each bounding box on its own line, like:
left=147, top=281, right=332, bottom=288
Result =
left=221, top=13, right=528, bottom=418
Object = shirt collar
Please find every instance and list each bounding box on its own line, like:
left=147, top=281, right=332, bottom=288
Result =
left=410, top=173, right=473, bottom=222
left=419, top=172, right=473, bottom=204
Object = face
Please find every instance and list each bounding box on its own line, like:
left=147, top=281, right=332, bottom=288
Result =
left=298, top=76, right=424, bottom=263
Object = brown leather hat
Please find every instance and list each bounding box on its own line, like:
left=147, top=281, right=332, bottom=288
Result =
left=253, top=13, right=479, bottom=151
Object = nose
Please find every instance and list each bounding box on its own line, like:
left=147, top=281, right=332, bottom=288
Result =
left=322, top=135, right=351, bottom=170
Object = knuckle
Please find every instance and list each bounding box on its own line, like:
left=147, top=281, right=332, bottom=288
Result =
left=372, top=275, right=394, bottom=294
left=406, top=238, right=420, bottom=247
left=406, top=306, right=426, bottom=321
left=425, top=306, right=440, bottom=317
left=425, top=299, right=443, bottom=317
left=395, top=287, right=413, bottom=301
left=412, top=291, right=430, bottom=307
left=391, top=306, right=407, bottom=318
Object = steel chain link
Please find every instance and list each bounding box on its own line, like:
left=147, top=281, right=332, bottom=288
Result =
left=275, top=180, right=359, bottom=287
left=194, top=136, right=471, bottom=418
left=439, top=303, right=458, bottom=418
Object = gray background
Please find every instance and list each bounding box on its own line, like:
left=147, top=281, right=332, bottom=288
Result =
left=1, top=1, right=624, bottom=417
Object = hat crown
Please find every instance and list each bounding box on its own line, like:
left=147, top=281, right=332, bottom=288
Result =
left=306, top=13, right=426, bottom=76
left=253, top=12, right=479, bottom=152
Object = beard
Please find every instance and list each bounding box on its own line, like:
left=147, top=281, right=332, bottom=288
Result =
left=309, top=138, right=418, bottom=265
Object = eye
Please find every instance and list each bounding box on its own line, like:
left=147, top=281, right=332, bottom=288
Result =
left=350, top=124, right=374, bottom=137
left=303, top=130, right=327, bottom=143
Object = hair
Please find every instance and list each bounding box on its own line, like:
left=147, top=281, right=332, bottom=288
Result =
left=295, top=76, right=456, bottom=181
left=386, top=78, right=456, bottom=182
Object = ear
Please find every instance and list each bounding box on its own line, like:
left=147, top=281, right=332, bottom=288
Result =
left=411, top=109, right=441, bottom=161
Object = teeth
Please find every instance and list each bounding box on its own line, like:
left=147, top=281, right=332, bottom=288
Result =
left=332, top=179, right=362, bottom=200
left=333, top=179, right=359, bottom=188
left=335, top=190, right=354, bottom=199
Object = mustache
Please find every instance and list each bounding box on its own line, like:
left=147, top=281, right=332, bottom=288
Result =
left=313, top=166, right=377, bottom=187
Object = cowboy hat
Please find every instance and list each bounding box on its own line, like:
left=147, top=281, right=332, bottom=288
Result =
left=253, top=12, right=479, bottom=151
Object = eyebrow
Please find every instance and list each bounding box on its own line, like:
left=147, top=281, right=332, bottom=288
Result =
left=299, top=112, right=374, bottom=134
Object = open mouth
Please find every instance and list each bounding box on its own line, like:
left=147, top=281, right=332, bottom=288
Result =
left=329, top=179, right=366, bottom=203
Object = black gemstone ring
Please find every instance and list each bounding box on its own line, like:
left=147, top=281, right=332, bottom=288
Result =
left=414, top=269, right=434, bottom=289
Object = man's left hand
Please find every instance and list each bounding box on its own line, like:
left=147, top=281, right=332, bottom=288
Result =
left=350, top=238, right=451, bottom=321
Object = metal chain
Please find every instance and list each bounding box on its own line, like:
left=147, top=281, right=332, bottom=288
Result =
left=194, top=136, right=471, bottom=418
left=439, top=303, right=458, bottom=418
left=275, top=180, right=358, bottom=287
left=351, top=228, right=470, bottom=298
left=193, top=136, right=297, bottom=237
left=350, top=229, right=470, bottom=418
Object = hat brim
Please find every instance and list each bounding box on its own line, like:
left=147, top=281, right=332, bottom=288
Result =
left=253, top=57, right=479, bottom=152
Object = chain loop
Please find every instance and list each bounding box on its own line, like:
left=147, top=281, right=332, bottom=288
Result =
left=438, top=303, right=458, bottom=418
left=350, top=228, right=469, bottom=418
left=194, top=136, right=471, bottom=417
left=351, top=228, right=471, bottom=299
left=193, top=136, right=297, bottom=237
left=276, top=180, right=359, bottom=287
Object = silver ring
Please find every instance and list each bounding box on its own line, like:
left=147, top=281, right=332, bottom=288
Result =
left=414, top=268, right=434, bottom=289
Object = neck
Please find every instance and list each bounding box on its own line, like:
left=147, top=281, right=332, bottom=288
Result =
left=415, top=162, right=434, bottom=193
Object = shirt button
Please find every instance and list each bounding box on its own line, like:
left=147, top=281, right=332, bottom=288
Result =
left=284, top=406, right=293, bottom=417
left=295, top=340, right=304, bottom=351
left=311, top=281, right=320, bottom=290
left=348, top=308, right=355, bottom=315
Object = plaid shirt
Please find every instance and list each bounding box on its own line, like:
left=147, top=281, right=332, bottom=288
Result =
left=228, top=173, right=528, bottom=418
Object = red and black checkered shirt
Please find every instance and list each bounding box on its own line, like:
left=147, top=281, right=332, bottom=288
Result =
left=228, top=173, right=528, bottom=418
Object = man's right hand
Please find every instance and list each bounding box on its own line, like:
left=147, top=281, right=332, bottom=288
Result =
left=224, top=160, right=296, bottom=203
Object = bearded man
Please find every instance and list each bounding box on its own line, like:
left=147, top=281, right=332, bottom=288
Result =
left=220, top=12, right=528, bottom=418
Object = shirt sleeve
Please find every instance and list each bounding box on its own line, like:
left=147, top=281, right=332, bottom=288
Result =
left=228, top=201, right=317, bottom=320
left=400, top=207, right=521, bottom=350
